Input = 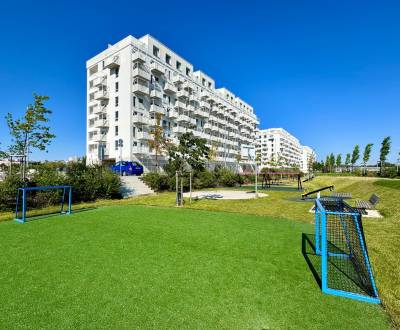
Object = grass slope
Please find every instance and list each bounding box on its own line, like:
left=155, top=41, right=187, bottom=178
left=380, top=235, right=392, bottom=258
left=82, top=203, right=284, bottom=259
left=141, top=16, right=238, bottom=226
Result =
left=0, top=205, right=389, bottom=329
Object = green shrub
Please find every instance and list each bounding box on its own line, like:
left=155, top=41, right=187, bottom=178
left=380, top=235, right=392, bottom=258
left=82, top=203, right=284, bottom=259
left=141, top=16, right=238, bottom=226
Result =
left=217, top=168, right=238, bottom=187
left=142, top=172, right=171, bottom=191
left=0, top=174, right=24, bottom=211
left=381, top=167, right=398, bottom=178
left=193, top=170, right=216, bottom=189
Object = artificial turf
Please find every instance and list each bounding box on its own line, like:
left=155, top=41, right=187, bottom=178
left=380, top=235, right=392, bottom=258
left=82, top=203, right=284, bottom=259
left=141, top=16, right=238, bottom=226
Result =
left=0, top=205, right=389, bottom=329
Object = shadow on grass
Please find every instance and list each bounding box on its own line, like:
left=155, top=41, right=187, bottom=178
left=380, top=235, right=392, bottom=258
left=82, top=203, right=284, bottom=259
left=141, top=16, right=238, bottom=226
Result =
left=21, top=207, right=97, bottom=223
left=302, top=233, right=322, bottom=289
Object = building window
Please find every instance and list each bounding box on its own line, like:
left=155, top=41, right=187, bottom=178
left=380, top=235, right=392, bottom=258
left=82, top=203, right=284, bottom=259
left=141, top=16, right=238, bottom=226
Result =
left=165, top=54, right=171, bottom=65
left=153, top=46, right=160, bottom=57
left=139, top=98, right=143, bottom=104
left=186, top=67, right=190, bottom=76
left=115, top=82, right=119, bottom=92
left=115, top=140, right=119, bottom=150
left=133, top=96, right=136, bottom=107
left=132, top=127, right=136, bottom=137
left=202, top=78, right=205, bottom=86
left=208, top=82, right=211, bottom=88
left=115, top=67, right=119, bottom=78
left=115, top=111, right=119, bottom=121
left=176, top=61, right=181, bottom=71
left=115, top=96, right=119, bottom=107
left=115, top=126, right=119, bottom=136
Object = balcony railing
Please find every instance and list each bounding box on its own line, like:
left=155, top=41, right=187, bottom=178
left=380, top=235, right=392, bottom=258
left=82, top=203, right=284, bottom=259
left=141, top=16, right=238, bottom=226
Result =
left=132, top=115, right=149, bottom=125
left=132, top=146, right=149, bottom=154
left=177, top=115, right=191, bottom=123
left=136, top=131, right=151, bottom=140
left=94, top=90, right=109, bottom=100
left=150, top=62, right=164, bottom=75
left=176, top=90, right=189, bottom=100
left=132, top=52, right=146, bottom=62
left=168, top=110, right=179, bottom=119
left=149, top=104, right=164, bottom=115
left=150, top=89, right=163, bottom=99
left=172, top=126, right=186, bottom=135
left=104, top=55, right=120, bottom=69
left=133, top=67, right=150, bottom=80
left=94, top=119, right=109, bottom=128
left=163, top=82, right=177, bottom=94
left=92, top=75, right=107, bottom=87
left=133, top=84, right=149, bottom=95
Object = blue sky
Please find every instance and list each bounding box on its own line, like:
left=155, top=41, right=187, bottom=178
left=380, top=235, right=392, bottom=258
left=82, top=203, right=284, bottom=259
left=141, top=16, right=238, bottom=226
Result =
left=0, top=0, right=399, bottom=163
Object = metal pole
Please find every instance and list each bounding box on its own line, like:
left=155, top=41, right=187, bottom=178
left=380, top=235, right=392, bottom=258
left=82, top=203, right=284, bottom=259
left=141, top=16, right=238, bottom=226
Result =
left=22, top=189, right=26, bottom=223
left=68, top=187, right=72, bottom=214
left=255, top=160, right=258, bottom=198
left=119, top=145, right=122, bottom=176
left=189, top=171, right=192, bottom=204
left=180, top=173, right=183, bottom=206
left=176, top=171, right=179, bottom=206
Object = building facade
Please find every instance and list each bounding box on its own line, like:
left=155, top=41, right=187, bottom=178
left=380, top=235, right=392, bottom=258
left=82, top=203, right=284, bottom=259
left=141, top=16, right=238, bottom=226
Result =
left=86, top=35, right=259, bottom=171
left=256, top=128, right=315, bottom=172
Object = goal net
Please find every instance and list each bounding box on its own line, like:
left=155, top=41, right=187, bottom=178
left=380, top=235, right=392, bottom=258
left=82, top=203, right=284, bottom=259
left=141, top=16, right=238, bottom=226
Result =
left=314, top=198, right=380, bottom=303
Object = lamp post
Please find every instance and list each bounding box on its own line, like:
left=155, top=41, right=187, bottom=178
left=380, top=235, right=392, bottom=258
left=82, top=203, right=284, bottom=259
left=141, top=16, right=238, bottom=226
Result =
left=118, top=139, right=123, bottom=176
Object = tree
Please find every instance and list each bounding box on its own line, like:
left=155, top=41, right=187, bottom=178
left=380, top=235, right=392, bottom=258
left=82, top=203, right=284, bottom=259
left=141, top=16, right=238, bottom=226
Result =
left=379, top=136, right=391, bottom=175
left=345, top=153, right=351, bottom=172
left=336, top=154, right=342, bottom=171
left=324, top=155, right=330, bottom=172
left=6, top=94, right=55, bottom=180
left=167, top=132, right=210, bottom=172
left=362, top=143, right=373, bottom=175
left=351, top=145, right=360, bottom=171
left=148, top=113, right=167, bottom=172
left=329, top=153, right=335, bottom=172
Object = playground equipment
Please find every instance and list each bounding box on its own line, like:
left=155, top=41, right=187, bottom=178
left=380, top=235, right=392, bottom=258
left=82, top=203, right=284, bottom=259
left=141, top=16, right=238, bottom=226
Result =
left=15, top=185, right=72, bottom=223
left=301, top=185, right=334, bottom=200
left=313, top=198, right=380, bottom=303
left=261, top=172, right=303, bottom=190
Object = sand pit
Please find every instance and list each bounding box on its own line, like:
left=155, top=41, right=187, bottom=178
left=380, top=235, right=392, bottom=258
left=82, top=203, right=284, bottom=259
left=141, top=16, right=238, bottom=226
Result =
left=183, top=190, right=268, bottom=200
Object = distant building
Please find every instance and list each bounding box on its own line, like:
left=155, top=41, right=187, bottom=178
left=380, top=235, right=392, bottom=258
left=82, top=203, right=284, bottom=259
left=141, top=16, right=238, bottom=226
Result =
left=256, top=128, right=316, bottom=172
left=300, top=146, right=316, bottom=173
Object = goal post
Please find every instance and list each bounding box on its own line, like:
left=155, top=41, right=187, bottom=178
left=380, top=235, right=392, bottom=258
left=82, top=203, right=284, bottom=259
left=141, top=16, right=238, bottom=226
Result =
left=314, top=198, right=380, bottom=304
left=15, top=185, right=72, bottom=223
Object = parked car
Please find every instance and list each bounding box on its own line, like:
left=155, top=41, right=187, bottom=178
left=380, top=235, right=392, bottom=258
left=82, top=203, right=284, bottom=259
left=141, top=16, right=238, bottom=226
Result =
left=110, top=161, right=144, bottom=176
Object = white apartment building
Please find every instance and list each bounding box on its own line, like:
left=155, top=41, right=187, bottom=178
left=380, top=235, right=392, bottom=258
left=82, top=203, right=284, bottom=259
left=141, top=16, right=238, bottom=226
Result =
left=256, top=128, right=316, bottom=172
left=86, top=35, right=259, bottom=170
left=300, top=145, right=316, bottom=173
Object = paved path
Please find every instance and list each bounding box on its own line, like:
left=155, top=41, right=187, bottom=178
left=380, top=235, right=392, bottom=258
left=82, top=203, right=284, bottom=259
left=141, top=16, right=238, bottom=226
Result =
left=120, top=176, right=155, bottom=198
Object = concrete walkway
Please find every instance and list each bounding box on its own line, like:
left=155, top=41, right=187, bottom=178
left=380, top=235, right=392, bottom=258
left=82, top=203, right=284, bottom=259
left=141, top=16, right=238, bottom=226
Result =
left=120, top=176, right=155, bottom=198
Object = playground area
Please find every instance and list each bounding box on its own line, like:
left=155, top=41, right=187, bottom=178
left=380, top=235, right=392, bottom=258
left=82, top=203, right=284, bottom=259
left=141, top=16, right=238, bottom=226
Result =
left=183, top=190, right=267, bottom=200
left=0, top=175, right=399, bottom=327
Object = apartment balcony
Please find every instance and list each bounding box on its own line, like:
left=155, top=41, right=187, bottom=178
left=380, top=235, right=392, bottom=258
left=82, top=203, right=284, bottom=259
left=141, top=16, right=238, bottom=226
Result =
left=196, top=109, right=209, bottom=118
left=133, top=67, right=150, bottom=80
left=176, top=90, right=189, bottom=100
left=132, top=145, right=149, bottom=154
left=104, top=55, right=120, bottom=69
left=94, top=90, right=109, bottom=100
left=192, top=131, right=205, bottom=139
left=168, top=110, right=179, bottom=119
left=177, top=114, right=191, bottom=123
left=93, top=134, right=107, bottom=142
left=133, top=84, right=149, bottom=95
left=174, top=100, right=186, bottom=109
left=132, top=51, right=146, bottom=62
left=136, top=131, right=151, bottom=140
left=150, top=89, right=163, bottom=99
left=163, top=82, right=177, bottom=94
left=187, top=104, right=195, bottom=113
left=172, top=75, right=184, bottom=84
left=92, top=75, right=107, bottom=87
left=204, top=123, right=212, bottom=131
left=94, top=119, right=109, bottom=128
left=132, top=115, right=149, bottom=125
left=200, top=101, right=210, bottom=110
left=200, top=91, right=210, bottom=99
left=149, top=104, right=164, bottom=115
left=94, top=105, right=107, bottom=114
left=150, top=62, right=164, bottom=75
left=172, top=126, right=186, bottom=135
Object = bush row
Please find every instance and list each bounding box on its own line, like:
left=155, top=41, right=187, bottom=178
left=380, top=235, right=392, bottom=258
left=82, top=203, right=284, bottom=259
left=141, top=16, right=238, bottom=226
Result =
left=0, top=162, right=122, bottom=211
left=142, top=167, right=255, bottom=192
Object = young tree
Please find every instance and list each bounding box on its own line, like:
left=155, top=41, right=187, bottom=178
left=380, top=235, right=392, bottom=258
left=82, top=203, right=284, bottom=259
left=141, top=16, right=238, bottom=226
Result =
left=167, top=132, right=210, bottom=172
left=351, top=145, right=360, bottom=171
left=336, top=154, right=342, bottom=171
left=148, top=113, right=167, bottom=172
left=324, top=155, right=330, bottom=172
left=329, top=153, right=335, bottom=172
left=379, top=136, right=391, bottom=174
left=345, top=153, right=351, bottom=172
left=362, top=143, right=373, bottom=176
left=6, top=94, right=55, bottom=180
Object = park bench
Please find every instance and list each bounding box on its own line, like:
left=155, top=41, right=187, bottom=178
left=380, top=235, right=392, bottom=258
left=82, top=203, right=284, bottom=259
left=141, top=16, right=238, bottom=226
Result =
left=331, top=192, right=352, bottom=199
left=356, top=193, right=379, bottom=209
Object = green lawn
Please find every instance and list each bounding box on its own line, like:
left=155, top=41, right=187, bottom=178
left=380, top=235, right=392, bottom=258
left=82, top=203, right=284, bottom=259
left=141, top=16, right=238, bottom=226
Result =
left=0, top=205, right=389, bottom=329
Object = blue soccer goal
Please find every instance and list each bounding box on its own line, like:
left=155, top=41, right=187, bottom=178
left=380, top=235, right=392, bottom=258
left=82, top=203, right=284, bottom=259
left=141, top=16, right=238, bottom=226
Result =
left=15, top=186, right=72, bottom=223
left=314, top=198, right=380, bottom=304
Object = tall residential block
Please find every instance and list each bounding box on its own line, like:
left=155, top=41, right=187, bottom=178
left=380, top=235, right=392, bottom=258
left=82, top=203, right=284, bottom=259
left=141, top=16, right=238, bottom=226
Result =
left=86, top=35, right=259, bottom=170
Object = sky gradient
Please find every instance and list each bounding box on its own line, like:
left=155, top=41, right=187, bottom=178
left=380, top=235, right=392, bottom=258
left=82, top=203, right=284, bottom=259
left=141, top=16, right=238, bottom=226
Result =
left=0, top=0, right=399, bottom=163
